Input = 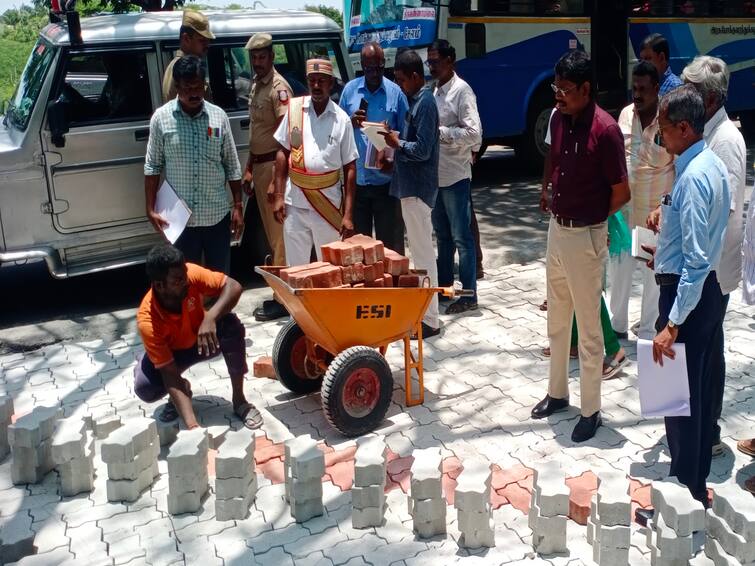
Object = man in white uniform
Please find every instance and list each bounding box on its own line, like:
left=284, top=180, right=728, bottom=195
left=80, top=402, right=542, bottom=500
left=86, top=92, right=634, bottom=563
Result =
left=272, top=59, right=359, bottom=266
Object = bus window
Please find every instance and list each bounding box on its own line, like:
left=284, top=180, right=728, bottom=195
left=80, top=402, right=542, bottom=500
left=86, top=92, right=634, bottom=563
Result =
left=465, top=23, right=486, bottom=57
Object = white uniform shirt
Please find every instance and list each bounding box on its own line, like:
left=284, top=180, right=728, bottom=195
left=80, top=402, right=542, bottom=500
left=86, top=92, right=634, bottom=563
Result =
left=743, top=180, right=755, bottom=305
left=274, top=96, right=359, bottom=209
left=434, top=74, right=482, bottom=188
left=704, top=107, right=747, bottom=295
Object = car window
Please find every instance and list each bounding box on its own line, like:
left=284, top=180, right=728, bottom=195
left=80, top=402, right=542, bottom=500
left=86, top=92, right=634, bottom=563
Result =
left=55, top=50, right=152, bottom=126
left=6, top=40, right=56, bottom=131
left=281, top=40, right=347, bottom=102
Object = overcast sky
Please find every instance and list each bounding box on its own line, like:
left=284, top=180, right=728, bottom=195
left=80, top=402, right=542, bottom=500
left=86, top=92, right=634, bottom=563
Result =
left=0, top=0, right=342, bottom=16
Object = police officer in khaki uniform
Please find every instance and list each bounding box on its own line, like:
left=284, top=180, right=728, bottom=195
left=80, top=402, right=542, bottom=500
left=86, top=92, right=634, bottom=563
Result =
left=243, top=33, right=294, bottom=321
left=162, top=11, right=214, bottom=102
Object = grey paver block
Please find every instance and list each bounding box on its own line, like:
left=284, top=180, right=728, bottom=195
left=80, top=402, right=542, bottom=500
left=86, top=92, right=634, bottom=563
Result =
left=290, top=497, right=324, bottom=522
left=7, top=406, right=60, bottom=448
left=352, top=505, right=385, bottom=529
left=593, top=543, right=630, bottom=565
left=106, top=459, right=159, bottom=502
left=206, top=425, right=229, bottom=450
left=533, top=461, right=569, bottom=517
left=0, top=511, right=35, bottom=564
left=215, top=428, right=255, bottom=479
left=413, top=511, right=447, bottom=538
left=707, top=508, right=755, bottom=563
left=460, top=525, right=495, bottom=549
left=92, top=411, right=122, bottom=439
left=1, top=395, right=14, bottom=459
left=458, top=508, right=493, bottom=533
left=454, top=458, right=492, bottom=512
left=351, top=485, right=385, bottom=509
left=596, top=470, right=631, bottom=527
left=215, top=491, right=254, bottom=521
left=167, top=428, right=208, bottom=470
left=107, top=440, right=159, bottom=481
left=410, top=447, right=442, bottom=500
left=409, top=496, right=446, bottom=523
left=354, top=434, right=387, bottom=487
left=647, top=515, right=694, bottom=562
left=531, top=513, right=567, bottom=554
left=689, top=551, right=716, bottom=566
left=594, top=523, right=630, bottom=550
left=651, top=477, right=706, bottom=537
left=10, top=439, right=55, bottom=485
left=50, top=416, right=87, bottom=464
left=215, top=474, right=257, bottom=500
left=286, top=435, right=325, bottom=480
left=167, top=490, right=205, bottom=515
left=711, top=483, right=755, bottom=541
left=101, top=418, right=157, bottom=463
left=704, top=536, right=744, bottom=566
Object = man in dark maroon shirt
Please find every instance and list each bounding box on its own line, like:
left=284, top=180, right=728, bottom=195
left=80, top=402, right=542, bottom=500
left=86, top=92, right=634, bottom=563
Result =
left=532, top=50, right=631, bottom=442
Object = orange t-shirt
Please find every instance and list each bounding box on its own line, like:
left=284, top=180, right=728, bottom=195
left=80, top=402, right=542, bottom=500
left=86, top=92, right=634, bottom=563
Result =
left=137, top=263, right=227, bottom=368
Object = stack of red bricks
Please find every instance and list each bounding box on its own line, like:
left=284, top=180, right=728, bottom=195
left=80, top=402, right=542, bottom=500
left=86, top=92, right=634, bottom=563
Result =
left=280, top=234, right=422, bottom=289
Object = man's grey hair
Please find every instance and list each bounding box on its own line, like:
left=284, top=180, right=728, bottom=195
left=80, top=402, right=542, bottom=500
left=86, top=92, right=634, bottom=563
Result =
left=681, top=55, right=729, bottom=108
left=659, top=84, right=706, bottom=135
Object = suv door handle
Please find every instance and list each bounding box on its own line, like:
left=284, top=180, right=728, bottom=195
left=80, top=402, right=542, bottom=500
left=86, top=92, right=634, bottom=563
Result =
left=134, top=128, right=150, bottom=141
left=240, top=119, right=250, bottom=129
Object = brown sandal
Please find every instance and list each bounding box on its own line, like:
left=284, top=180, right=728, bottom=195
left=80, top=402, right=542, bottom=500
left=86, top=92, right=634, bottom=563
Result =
left=737, top=438, right=755, bottom=457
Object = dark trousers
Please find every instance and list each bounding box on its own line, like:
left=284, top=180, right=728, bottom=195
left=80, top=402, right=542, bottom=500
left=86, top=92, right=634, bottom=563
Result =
left=470, top=193, right=484, bottom=276
left=658, top=272, right=725, bottom=501
left=174, top=213, right=231, bottom=274
left=133, top=313, right=247, bottom=402
left=354, top=183, right=405, bottom=255
left=709, top=292, right=730, bottom=442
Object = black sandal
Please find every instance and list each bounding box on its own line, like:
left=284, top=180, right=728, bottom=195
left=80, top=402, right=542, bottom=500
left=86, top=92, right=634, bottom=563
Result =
left=445, top=300, right=478, bottom=314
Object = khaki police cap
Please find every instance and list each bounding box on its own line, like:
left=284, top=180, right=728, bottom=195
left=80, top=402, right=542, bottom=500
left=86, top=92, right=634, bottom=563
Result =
left=306, top=58, right=334, bottom=77
left=245, top=32, right=273, bottom=51
left=182, top=11, right=215, bottom=40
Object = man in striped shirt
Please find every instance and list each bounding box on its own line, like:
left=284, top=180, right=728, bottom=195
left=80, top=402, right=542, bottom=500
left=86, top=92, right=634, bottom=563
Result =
left=145, top=56, right=244, bottom=275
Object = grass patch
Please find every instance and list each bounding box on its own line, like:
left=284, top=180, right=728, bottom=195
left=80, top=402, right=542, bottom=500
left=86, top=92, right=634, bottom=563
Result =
left=0, top=38, right=34, bottom=103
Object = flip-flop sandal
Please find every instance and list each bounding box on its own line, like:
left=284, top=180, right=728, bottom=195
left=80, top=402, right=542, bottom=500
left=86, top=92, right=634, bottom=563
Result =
left=539, top=300, right=548, bottom=311
left=602, top=355, right=628, bottom=380
left=158, top=401, right=179, bottom=422
left=235, top=402, right=263, bottom=430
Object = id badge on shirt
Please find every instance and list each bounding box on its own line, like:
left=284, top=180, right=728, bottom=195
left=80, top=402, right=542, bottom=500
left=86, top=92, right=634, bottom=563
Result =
left=207, top=126, right=223, bottom=138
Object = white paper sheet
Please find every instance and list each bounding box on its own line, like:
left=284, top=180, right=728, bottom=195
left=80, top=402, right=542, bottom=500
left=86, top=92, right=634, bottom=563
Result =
left=155, top=180, right=192, bottom=244
left=637, top=338, right=691, bottom=417
left=361, top=121, right=389, bottom=151
left=632, top=226, right=658, bottom=261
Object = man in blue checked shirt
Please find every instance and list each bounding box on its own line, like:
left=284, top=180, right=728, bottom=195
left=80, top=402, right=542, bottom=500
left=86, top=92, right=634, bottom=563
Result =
left=650, top=84, right=729, bottom=506
left=145, top=56, right=244, bottom=275
left=339, top=42, right=409, bottom=254
left=640, top=33, right=683, bottom=97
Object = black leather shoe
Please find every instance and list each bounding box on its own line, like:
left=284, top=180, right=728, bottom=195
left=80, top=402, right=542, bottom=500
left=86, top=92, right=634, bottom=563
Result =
left=410, top=322, right=441, bottom=340
left=530, top=395, right=569, bottom=419
left=571, top=411, right=602, bottom=442
left=254, top=300, right=289, bottom=322
left=635, top=508, right=654, bottom=527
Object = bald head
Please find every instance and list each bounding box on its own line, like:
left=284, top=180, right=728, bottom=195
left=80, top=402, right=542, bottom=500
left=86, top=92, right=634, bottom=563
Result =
left=361, top=41, right=385, bottom=91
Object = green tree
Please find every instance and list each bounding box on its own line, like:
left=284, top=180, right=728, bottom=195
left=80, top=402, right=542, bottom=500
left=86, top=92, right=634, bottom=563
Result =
left=304, top=4, right=343, bottom=27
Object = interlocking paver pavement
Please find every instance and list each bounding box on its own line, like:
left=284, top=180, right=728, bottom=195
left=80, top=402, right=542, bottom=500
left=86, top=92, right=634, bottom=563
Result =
left=1, top=231, right=754, bottom=563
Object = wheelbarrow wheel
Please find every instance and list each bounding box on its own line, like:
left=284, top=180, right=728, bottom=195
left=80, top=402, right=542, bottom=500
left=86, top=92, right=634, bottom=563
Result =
left=321, top=346, right=393, bottom=437
left=272, top=319, right=323, bottom=394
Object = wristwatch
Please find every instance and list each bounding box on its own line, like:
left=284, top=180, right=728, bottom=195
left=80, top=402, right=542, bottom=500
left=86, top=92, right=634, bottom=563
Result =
left=667, top=320, right=677, bottom=330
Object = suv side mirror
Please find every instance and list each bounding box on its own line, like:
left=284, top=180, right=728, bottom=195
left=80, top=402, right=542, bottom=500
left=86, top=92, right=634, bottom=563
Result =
left=47, top=100, right=69, bottom=148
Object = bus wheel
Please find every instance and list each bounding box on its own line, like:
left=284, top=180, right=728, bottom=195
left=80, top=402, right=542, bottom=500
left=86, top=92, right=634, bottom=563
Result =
left=516, top=89, right=553, bottom=171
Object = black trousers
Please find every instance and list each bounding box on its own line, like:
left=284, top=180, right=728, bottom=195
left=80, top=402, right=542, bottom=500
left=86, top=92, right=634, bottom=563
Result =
left=354, top=183, right=405, bottom=255
left=174, top=213, right=231, bottom=274
left=709, top=292, right=729, bottom=443
left=657, top=271, right=725, bottom=501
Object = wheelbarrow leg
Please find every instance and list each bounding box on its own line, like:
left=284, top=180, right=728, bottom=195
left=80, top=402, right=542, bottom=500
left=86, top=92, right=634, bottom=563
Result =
left=403, top=321, right=424, bottom=407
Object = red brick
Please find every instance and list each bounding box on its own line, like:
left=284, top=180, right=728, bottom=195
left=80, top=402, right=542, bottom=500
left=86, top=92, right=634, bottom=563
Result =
left=340, top=265, right=354, bottom=284
left=280, top=262, right=329, bottom=283
left=383, top=249, right=410, bottom=276
left=365, top=277, right=384, bottom=288
left=253, top=356, right=276, bottom=379
left=344, top=234, right=385, bottom=265
left=351, top=263, right=365, bottom=283
left=353, top=282, right=365, bottom=288
left=256, top=456, right=286, bottom=484
left=363, top=263, right=378, bottom=283
left=566, top=471, right=598, bottom=525
left=289, top=265, right=343, bottom=289
left=383, top=273, right=394, bottom=287
left=322, top=241, right=364, bottom=266
left=398, top=274, right=420, bottom=287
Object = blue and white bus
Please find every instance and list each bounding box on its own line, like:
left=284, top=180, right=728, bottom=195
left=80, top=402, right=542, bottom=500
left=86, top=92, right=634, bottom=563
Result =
left=346, top=0, right=755, bottom=164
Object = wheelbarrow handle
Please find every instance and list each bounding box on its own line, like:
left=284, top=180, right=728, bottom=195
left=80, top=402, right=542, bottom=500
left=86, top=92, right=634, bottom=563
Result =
left=455, top=289, right=475, bottom=297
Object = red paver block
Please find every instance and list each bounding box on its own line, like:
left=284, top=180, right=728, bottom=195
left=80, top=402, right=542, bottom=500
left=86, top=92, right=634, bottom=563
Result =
left=442, top=473, right=458, bottom=506
left=442, top=456, right=464, bottom=480
left=280, top=262, right=329, bottom=283
left=322, top=241, right=364, bottom=266
left=491, top=464, right=533, bottom=491
left=256, top=456, right=285, bottom=484
left=344, top=235, right=385, bottom=265
left=253, top=356, right=276, bottom=379
left=207, top=448, right=217, bottom=478
left=289, top=265, right=343, bottom=289
left=398, top=274, right=421, bottom=287
left=630, top=478, right=652, bottom=508
left=351, top=263, right=365, bottom=283
left=382, top=273, right=394, bottom=287
left=324, top=445, right=357, bottom=468
left=491, top=489, right=509, bottom=510
left=340, top=265, right=354, bottom=284
left=500, top=483, right=531, bottom=514
left=386, top=453, right=413, bottom=476
left=353, top=282, right=365, bottom=288
left=566, top=471, right=598, bottom=525
left=365, top=277, right=384, bottom=288
left=255, top=442, right=285, bottom=465
left=325, top=460, right=354, bottom=491
left=383, top=249, right=410, bottom=276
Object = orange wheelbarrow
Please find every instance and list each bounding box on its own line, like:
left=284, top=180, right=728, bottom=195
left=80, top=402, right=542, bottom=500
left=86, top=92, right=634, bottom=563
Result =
left=255, top=266, right=471, bottom=436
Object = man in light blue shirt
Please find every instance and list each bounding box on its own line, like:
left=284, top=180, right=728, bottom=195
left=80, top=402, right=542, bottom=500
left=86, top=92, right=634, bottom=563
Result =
left=340, top=42, right=409, bottom=253
left=652, top=84, right=729, bottom=506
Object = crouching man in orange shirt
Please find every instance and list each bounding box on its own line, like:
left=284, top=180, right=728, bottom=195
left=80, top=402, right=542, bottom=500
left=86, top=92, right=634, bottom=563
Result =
left=134, top=244, right=261, bottom=429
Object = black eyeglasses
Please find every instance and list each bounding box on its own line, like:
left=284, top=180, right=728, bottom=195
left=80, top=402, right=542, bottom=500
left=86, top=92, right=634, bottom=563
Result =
left=424, top=59, right=441, bottom=68
left=362, top=65, right=385, bottom=73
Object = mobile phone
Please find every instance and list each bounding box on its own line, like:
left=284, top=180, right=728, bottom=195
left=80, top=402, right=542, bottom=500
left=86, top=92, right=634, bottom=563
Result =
left=359, top=98, right=369, bottom=112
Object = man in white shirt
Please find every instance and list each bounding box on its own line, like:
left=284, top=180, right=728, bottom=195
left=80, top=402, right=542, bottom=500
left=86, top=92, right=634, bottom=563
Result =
left=272, top=59, right=359, bottom=266
left=681, top=56, right=747, bottom=455
left=609, top=61, right=674, bottom=340
left=427, top=39, right=482, bottom=314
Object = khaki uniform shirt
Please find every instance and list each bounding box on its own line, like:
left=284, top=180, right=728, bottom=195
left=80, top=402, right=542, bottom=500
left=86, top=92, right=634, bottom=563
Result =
left=162, top=50, right=212, bottom=103
left=249, top=69, right=292, bottom=155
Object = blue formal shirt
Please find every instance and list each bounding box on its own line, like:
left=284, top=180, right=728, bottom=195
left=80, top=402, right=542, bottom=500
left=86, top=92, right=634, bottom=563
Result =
left=659, top=66, right=683, bottom=97
left=339, top=76, right=409, bottom=186
left=389, top=85, right=439, bottom=208
left=655, top=140, right=730, bottom=325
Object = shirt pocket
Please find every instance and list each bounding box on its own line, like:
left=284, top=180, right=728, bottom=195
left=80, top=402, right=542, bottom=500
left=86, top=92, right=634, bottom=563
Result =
left=204, top=135, right=223, bottom=163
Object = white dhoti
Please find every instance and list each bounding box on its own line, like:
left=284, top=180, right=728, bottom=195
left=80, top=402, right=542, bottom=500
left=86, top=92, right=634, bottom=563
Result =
left=283, top=204, right=340, bottom=267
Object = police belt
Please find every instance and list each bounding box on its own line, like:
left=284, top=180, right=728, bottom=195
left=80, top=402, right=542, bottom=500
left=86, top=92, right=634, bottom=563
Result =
left=289, top=168, right=340, bottom=190
left=249, top=151, right=277, bottom=164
